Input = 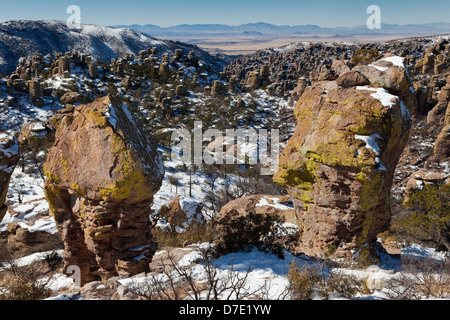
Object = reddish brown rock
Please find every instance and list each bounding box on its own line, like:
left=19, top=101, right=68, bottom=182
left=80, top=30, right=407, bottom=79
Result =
left=218, top=194, right=296, bottom=225
left=274, top=56, right=413, bottom=260
left=434, top=103, right=450, bottom=158
left=43, top=95, right=164, bottom=284
left=336, top=70, right=370, bottom=88
left=404, top=170, right=449, bottom=203
left=0, top=133, right=19, bottom=223
left=157, top=195, right=205, bottom=231
left=291, top=77, right=308, bottom=100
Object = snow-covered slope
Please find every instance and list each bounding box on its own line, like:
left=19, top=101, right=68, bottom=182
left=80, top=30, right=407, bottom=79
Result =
left=0, top=20, right=226, bottom=74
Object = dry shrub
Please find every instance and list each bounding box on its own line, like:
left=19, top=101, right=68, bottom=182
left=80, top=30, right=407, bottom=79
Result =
left=130, top=247, right=273, bottom=300
left=0, top=244, right=54, bottom=300
left=287, top=262, right=363, bottom=300
left=385, top=255, right=450, bottom=299
left=152, top=221, right=214, bottom=248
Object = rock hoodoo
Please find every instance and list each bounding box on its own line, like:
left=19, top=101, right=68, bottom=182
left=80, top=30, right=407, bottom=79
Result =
left=0, top=133, right=19, bottom=223
left=43, top=95, right=165, bottom=284
left=274, top=56, right=413, bottom=260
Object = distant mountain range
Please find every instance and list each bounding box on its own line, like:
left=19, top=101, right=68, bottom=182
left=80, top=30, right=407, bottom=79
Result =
left=112, top=22, right=450, bottom=37
left=0, top=20, right=227, bottom=75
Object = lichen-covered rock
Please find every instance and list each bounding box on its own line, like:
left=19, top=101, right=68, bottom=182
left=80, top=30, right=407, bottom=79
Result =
left=0, top=133, right=19, bottom=223
left=274, top=56, right=413, bottom=260
left=43, top=95, right=164, bottom=284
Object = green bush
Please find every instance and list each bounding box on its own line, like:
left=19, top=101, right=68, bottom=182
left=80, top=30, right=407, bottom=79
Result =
left=351, top=48, right=381, bottom=65
left=214, top=209, right=298, bottom=259
left=393, top=184, right=450, bottom=252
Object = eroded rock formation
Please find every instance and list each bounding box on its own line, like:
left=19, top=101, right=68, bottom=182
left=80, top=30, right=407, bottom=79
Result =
left=274, top=56, right=413, bottom=260
left=43, top=95, right=164, bottom=284
left=0, top=133, right=19, bottom=223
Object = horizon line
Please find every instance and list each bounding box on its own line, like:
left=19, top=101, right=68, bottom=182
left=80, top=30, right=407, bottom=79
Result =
left=1, top=19, right=450, bottom=30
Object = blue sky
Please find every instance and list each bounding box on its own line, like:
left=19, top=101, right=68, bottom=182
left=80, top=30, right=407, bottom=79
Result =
left=0, top=0, right=449, bottom=27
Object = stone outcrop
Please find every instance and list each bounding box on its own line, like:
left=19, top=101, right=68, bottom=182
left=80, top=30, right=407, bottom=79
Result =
left=18, top=121, right=51, bottom=146
left=0, top=133, right=19, bottom=223
left=218, top=194, right=296, bottom=225
left=43, top=95, right=165, bottom=284
left=157, top=196, right=205, bottom=231
left=59, top=91, right=80, bottom=105
left=404, top=169, right=449, bottom=203
left=7, top=217, right=62, bottom=256
left=434, top=102, right=450, bottom=158
left=291, top=77, right=308, bottom=100
left=274, top=56, right=413, bottom=260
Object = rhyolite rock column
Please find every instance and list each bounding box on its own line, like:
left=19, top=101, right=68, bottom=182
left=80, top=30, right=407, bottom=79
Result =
left=0, top=133, right=19, bottom=223
left=274, top=56, right=413, bottom=261
left=43, top=95, right=164, bottom=284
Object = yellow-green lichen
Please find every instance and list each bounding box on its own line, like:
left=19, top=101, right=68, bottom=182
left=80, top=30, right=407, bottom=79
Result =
left=71, top=182, right=85, bottom=197
left=97, top=134, right=151, bottom=202
left=358, top=172, right=384, bottom=212
left=44, top=183, right=61, bottom=218
left=86, top=109, right=108, bottom=128
left=357, top=216, right=374, bottom=246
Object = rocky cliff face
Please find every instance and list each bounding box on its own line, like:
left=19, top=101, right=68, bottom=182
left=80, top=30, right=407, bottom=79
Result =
left=274, top=56, right=413, bottom=260
left=0, top=133, right=19, bottom=223
left=43, top=95, right=164, bottom=284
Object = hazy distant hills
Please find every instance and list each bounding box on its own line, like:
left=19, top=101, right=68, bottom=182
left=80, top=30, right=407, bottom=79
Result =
left=112, top=22, right=450, bottom=37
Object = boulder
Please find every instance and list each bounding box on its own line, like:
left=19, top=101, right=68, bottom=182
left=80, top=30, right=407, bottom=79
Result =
left=157, top=195, right=205, bottom=231
left=211, top=80, right=227, bottom=96
left=274, top=56, right=413, bottom=260
left=353, top=56, right=417, bottom=116
left=7, top=217, right=62, bottom=256
left=331, top=59, right=351, bottom=76
left=175, top=84, right=187, bottom=97
left=58, top=56, right=70, bottom=78
left=18, top=121, right=50, bottom=146
left=29, top=80, right=43, bottom=99
left=43, top=95, right=165, bottom=284
left=291, top=77, right=308, bottom=100
left=246, top=71, right=261, bottom=90
left=427, top=79, right=450, bottom=125
left=218, top=194, right=296, bottom=225
left=159, top=62, right=171, bottom=76
left=434, top=102, right=450, bottom=158
left=336, top=71, right=370, bottom=88
left=404, top=169, right=449, bottom=203
left=88, top=62, right=98, bottom=78
left=0, top=133, right=19, bottom=223
left=60, top=91, right=80, bottom=105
